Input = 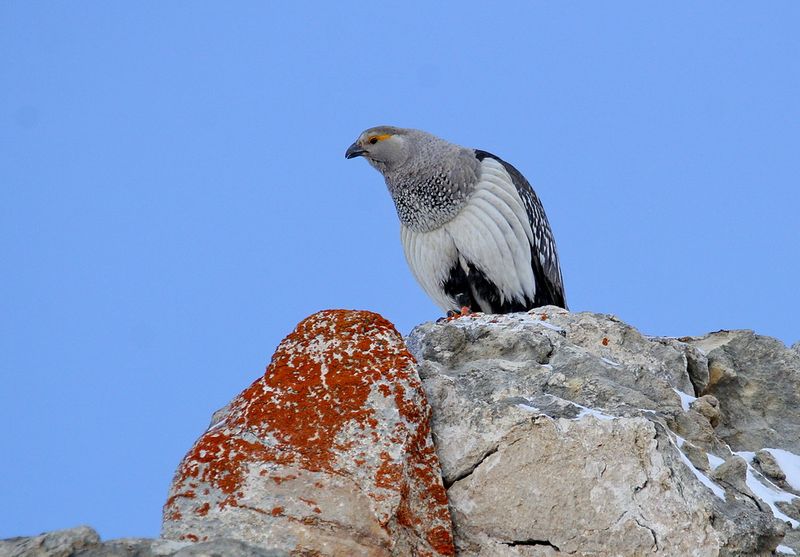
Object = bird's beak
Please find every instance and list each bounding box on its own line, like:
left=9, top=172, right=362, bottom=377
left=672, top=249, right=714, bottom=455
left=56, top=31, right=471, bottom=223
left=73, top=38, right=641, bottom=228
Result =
left=345, top=142, right=367, bottom=159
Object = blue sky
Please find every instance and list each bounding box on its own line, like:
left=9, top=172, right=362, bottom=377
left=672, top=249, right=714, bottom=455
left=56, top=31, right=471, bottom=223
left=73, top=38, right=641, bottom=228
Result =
left=1, top=1, right=798, bottom=540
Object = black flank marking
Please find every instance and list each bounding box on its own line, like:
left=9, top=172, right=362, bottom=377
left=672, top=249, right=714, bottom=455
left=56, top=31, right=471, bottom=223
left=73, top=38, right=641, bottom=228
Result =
left=441, top=263, right=478, bottom=312
left=466, top=262, right=529, bottom=314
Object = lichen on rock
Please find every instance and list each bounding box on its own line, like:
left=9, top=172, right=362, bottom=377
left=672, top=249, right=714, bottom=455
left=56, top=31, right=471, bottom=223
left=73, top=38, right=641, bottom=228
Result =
left=162, top=309, right=454, bottom=557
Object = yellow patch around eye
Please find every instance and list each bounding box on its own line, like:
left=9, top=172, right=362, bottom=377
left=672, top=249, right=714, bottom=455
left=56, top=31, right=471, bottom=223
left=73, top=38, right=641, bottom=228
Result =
left=372, top=134, right=392, bottom=142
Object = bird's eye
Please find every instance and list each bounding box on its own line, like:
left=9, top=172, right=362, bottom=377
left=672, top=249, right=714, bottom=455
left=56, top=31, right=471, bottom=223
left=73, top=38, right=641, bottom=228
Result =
left=369, top=137, right=379, bottom=145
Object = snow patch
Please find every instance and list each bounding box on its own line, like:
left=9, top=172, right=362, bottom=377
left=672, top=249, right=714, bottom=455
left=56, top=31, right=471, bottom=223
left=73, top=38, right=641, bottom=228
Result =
left=571, top=401, right=616, bottom=421
left=736, top=450, right=799, bottom=527
left=707, top=453, right=725, bottom=470
left=516, top=394, right=616, bottom=422
left=532, top=319, right=566, bottom=333
left=672, top=388, right=697, bottom=412
left=777, top=545, right=797, bottom=555
left=601, top=357, right=620, bottom=366
left=744, top=467, right=798, bottom=527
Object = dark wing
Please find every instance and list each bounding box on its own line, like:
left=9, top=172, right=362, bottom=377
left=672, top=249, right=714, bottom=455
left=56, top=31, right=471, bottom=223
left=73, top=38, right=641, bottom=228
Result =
left=474, top=150, right=567, bottom=309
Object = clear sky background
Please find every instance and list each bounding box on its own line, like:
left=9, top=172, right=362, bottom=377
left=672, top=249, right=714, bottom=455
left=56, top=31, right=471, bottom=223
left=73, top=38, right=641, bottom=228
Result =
left=2, top=1, right=798, bottom=541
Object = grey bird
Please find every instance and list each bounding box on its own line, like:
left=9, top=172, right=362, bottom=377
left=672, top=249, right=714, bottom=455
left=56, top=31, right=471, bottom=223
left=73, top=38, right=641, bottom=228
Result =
left=345, top=126, right=566, bottom=314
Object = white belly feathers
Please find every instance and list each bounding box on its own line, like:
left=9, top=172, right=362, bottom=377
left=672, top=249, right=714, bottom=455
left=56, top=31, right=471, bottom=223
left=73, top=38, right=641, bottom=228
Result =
left=400, top=158, right=536, bottom=312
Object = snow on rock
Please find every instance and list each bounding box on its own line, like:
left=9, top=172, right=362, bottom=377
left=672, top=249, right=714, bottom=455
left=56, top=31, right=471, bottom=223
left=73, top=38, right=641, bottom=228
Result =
left=733, top=450, right=800, bottom=529
left=162, top=310, right=454, bottom=557
left=744, top=467, right=798, bottom=528
left=673, top=387, right=698, bottom=412
left=766, top=448, right=800, bottom=492
left=671, top=434, right=726, bottom=501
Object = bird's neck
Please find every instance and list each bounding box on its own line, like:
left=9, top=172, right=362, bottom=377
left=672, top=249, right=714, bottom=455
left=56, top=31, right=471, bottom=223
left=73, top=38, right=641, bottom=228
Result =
left=383, top=165, right=470, bottom=232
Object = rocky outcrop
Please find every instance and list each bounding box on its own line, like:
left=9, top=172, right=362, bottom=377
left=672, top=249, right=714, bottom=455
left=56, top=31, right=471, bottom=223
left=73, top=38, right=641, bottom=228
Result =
left=162, top=310, right=454, bottom=557
left=408, top=308, right=798, bottom=556
left=0, top=526, right=288, bottom=557
left=0, top=527, right=101, bottom=557
left=681, top=330, right=800, bottom=454
left=5, top=309, right=798, bottom=557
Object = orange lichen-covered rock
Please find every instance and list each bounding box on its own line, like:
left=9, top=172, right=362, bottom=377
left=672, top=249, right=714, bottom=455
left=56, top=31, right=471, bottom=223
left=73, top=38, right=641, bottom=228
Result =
left=162, top=310, right=454, bottom=557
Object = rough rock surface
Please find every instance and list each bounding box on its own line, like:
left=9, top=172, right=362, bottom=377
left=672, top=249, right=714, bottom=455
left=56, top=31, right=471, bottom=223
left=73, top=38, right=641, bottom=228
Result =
left=0, top=526, right=287, bottom=557
left=682, top=330, right=800, bottom=454
left=408, top=307, right=798, bottom=556
left=162, top=310, right=454, bottom=557
left=0, top=526, right=100, bottom=557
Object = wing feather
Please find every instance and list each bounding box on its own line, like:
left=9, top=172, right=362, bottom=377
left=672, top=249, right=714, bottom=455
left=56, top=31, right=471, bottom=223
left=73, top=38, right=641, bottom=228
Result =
left=468, top=195, right=535, bottom=301
left=445, top=204, right=525, bottom=304
left=472, top=182, right=535, bottom=246
left=400, top=224, right=460, bottom=311
left=475, top=150, right=567, bottom=309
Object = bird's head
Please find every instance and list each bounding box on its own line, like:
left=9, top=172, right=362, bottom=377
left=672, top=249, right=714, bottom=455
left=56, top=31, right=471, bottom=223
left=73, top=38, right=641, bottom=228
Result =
left=345, top=126, right=412, bottom=174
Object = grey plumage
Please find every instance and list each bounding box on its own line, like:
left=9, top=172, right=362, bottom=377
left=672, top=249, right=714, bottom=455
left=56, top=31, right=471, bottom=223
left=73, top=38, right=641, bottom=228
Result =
left=345, top=126, right=566, bottom=314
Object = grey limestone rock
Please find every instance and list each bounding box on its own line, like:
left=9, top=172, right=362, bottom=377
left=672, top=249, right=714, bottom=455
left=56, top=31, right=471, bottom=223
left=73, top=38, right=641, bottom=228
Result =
left=408, top=308, right=796, bottom=556
left=684, top=330, right=800, bottom=454
left=0, top=528, right=287, bottom=557
left=710, top=455, right=750, bottom=494
left=691, top=395, right=721, bottom=428
left=0, top=526, right=100, bottom=557
left=756, top=450, right=788, bottom=484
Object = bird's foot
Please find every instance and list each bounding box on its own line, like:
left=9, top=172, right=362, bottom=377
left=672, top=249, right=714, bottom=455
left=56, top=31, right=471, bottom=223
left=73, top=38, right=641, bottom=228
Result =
left=441, top=306, right=475, bottom=321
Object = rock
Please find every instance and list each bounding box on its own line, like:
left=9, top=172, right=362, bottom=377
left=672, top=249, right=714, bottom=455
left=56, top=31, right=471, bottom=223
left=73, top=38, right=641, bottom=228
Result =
left=446, top=416, right=720, bottom=556
left=661, top=337, right=711, bottom=394
left=670, top=405, right=722, bottom=454
left=776, top=500, right=800, bottom=524
left=711, top=455, right=749, bottom=494
left=77, top=538, right=286, bottom=557
left=162, top=310, right=454, bottom=557
left=510, top=307, right=699, bottom=395
left=756, top=450, right=787, bottom=484
left=408, top=309, right=789, bottom=556
left=682, top=440, right=711, bottom=472
left=409, top=310, right=703, bottom=484
left=684, top=330, right=800, bottom=454
left=163, top=539, right=287, bottom=556
left=0, top=530, right=287, bottom=557
left=0, top=526, right=100, bottom=557
left=691, top=395, right=721, bottom=428
left=73, top=538, right=189, bottom=557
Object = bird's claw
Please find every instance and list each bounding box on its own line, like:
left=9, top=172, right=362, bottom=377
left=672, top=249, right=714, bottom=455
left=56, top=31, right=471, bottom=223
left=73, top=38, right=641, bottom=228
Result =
left=440, top=306, right=475, bottom=321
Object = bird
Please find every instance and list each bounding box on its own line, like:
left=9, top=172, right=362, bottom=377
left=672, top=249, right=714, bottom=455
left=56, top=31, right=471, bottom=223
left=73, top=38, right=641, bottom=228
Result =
left=345, top=126, right=567, bottom=315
